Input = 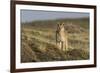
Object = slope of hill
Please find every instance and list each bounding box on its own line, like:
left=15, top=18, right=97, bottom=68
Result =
left=21, top=18, right=89, bottom=62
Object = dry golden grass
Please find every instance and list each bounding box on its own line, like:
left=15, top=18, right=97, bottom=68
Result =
left=21, top=18, right=89, bottom=62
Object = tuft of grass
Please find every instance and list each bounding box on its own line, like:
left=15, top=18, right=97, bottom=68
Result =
left=66, top=49, right=89, bottom=60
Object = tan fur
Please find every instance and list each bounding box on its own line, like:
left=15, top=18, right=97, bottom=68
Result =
left=56, top=23, right=68, bottom=51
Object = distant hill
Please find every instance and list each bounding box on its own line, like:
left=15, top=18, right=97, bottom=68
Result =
left=22, top=18, right=89, bottom=27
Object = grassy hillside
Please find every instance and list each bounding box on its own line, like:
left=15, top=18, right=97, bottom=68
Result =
left=21, top=18, right=89, bottom=63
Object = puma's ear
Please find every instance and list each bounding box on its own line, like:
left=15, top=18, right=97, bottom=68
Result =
left=57, top=22, right=59, bottom=25
left=57, top=22, right=60, bottom=29
left=62, top=23, right=64, bottom=25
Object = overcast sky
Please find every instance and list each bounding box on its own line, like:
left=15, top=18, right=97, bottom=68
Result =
left=21, top=10, right=89, bottom=23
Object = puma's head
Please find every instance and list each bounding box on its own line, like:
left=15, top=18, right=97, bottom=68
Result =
left=57, top=23, right=65, bottom=30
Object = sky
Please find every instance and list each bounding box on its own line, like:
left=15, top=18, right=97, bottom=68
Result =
left=21, top=10, right=89, bottom=23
